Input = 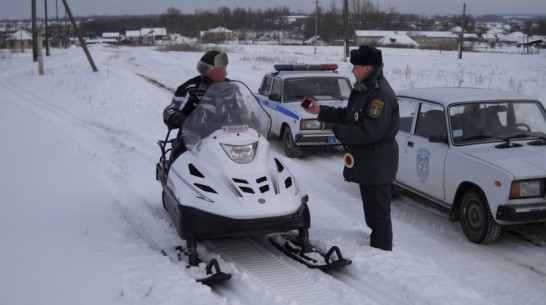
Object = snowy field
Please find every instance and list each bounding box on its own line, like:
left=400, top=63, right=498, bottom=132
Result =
left=1, top=43, right=545, bottom=305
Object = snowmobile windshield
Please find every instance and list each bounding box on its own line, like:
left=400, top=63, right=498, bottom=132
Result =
left=181, top=81, right=271, bottom=149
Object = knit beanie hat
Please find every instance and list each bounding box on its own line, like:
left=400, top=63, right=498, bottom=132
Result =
left=350, top=45, right=382, bottom=66
left=197, top=50, right=229, bottom=76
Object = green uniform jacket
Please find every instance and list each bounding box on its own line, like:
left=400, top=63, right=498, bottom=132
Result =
left=318, top=69, right=399, bottom=185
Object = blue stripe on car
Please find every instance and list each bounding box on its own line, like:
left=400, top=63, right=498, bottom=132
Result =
left=258, top=97, right=300, bottom=120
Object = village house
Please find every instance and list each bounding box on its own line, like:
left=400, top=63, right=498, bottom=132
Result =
left=200, top=26, right=236, bottom=42
left=141, top=28, right=167, bottom=44
left=407, top=31, right=459, bottom=50
left=124, top=30, right=141, bottom=44
left=355, top=30, right=459, bottom=50
left=101, top=32, right=121, bottom=44
left=6, top=29, right=32, bottom=50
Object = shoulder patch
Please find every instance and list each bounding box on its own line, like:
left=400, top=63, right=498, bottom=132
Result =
left=370, top=99, right=384, bottom=118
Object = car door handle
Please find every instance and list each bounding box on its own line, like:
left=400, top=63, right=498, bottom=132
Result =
left=407, top=141, right=414, bottom=147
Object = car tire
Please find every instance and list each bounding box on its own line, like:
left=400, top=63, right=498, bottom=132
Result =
left=283, top=127, right=301, bottom=158
left=459, top=187, right=501, bottom=243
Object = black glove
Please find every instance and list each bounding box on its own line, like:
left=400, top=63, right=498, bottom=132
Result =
left=164, top=112, right=186, bottom=130
left=188, top=89, right=206, bottom=102
left=172, top=112, right=186, bottom=128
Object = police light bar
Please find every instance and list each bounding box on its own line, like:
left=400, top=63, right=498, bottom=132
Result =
left=274, top=64, right=338, bottom=71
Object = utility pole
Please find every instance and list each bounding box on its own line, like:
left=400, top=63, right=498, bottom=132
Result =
left=314, top=0, right=318, bottom=55
left=44, top=0, right=50, bottom=56
left=344, top=0, right=349, bottom=60
left=32, top=0, right=38, bottom=62
left=458, top=3, right=466, bottom=59
left=61, top=0, right=98, bottom=71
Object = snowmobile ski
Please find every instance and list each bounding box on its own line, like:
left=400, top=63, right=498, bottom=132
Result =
left=269, top=233, right=352, bottom=271
left=161, top=246, right=231, bottom=285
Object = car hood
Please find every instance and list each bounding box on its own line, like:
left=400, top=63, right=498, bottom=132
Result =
left=461, top=143, right=546, bottom=178
left=284, top=99, right=347, bottom=119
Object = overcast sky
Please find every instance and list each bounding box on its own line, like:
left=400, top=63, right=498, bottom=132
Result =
left=1, top=0, right=544, bottom=20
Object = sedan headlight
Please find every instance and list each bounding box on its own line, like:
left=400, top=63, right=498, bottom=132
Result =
left=221, top=142, right=258, bottom=164
left=300, top=119, right=322, bottom=130
left=510, top=179, right=545, bottom=199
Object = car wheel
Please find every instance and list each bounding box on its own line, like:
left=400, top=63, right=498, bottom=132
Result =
left=283, top=127, right=301, bottom=158
left=459, top=187, right=501, bottom=243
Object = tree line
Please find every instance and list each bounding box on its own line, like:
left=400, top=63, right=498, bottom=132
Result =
left=77, top=1, right=545, bottom=41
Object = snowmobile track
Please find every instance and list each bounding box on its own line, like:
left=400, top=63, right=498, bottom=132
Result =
left=205, top=237, right=365, bottom=305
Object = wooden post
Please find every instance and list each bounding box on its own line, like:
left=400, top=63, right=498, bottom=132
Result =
left=61, top=0, right=98, bottom=71
left=44, top=0, right=50, bottom=56
left=314, top=0, right=318, bottom=55
left=458, top=3, right=466, bottom=60
left=32, top=0, right=38, bottom=62
left=344, top=0, right=349, bottom=60
left=38, top=35, right=44, bottom=75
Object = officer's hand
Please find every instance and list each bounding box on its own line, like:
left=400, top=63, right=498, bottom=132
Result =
left=301, top=97, right=320, bottom=115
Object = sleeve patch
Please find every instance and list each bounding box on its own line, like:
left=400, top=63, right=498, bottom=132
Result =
left=370, top=99, right=384, bottom=118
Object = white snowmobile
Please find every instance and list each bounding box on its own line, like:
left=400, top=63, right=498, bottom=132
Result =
left=156, top=81, right=350, bottom=284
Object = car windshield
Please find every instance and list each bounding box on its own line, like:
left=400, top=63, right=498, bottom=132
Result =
left=448, top=101, right=546, bottom=145
left=181, top=81, right=271, bottom=149
left=283, top=77, right=351, bottom=101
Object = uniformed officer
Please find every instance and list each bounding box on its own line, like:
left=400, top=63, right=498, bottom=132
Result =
left=302, top=45, right=399, bottom=251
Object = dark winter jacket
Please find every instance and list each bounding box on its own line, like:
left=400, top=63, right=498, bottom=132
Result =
left=318, top=66, right=399, bottom=185
left=163, top=76, right=212, bottom=130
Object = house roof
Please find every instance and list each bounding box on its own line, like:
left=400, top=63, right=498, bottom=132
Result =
left=355, top=30, right=458, bottom=39
left=125, top=30, right=141, bottom=38
left=7, top=29, right=32, bottom=41
left=355, top=30, right=398, bottom=37
left=102, top=32, right=120, bottom=38
left=499, top=31, right=527, bottom=43
left=377, top=32, right=418, bottom=47
left=408, top=31, right=458, bottom=38
left=207, top=26, right=233, bottom=33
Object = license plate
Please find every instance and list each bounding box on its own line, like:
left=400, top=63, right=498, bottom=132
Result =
left=327, top=136, right=339, bottom=144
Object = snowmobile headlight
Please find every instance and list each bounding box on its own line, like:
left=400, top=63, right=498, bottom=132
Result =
left=221, top=142, right=258, bottom=164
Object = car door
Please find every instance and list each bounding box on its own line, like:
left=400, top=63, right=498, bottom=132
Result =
left=399, top=101, right=449, bottom=201
left=268, top=77, right=283, bottom=134
left=396, top=98, right=418, bottom=184
left=259, top=76, right=282, bottom=136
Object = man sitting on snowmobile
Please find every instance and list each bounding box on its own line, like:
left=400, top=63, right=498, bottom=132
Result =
left=163, top=50, right=230, bottom=162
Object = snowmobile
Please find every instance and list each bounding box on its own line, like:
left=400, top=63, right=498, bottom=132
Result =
left=156, top=81, right=350, bottom=284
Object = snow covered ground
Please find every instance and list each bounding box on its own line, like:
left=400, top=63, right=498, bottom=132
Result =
left=1, top=43, right=545, bottom=305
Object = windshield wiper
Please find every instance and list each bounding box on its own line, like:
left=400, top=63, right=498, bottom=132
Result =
left=461, top=134, right=524, bottom=148
left=461, top=134, right=500, bottom=142
left=492, top=133, right=533, bottom=148
left=526, top=132, right=546, bottom=146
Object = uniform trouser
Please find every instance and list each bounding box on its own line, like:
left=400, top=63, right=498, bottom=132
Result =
left=359, top=183, right=393, bottom=251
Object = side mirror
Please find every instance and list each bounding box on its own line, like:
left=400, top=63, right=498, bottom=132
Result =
left=269, top=93, right=281, bottom=102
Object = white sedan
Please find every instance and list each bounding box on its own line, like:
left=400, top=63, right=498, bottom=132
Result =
left=394, top=87, right=546, bottom=243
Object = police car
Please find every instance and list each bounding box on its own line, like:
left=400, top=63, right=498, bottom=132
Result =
left=394, top=87, right=546, bottom=243
left=255, top=64, right=352, bottom=157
